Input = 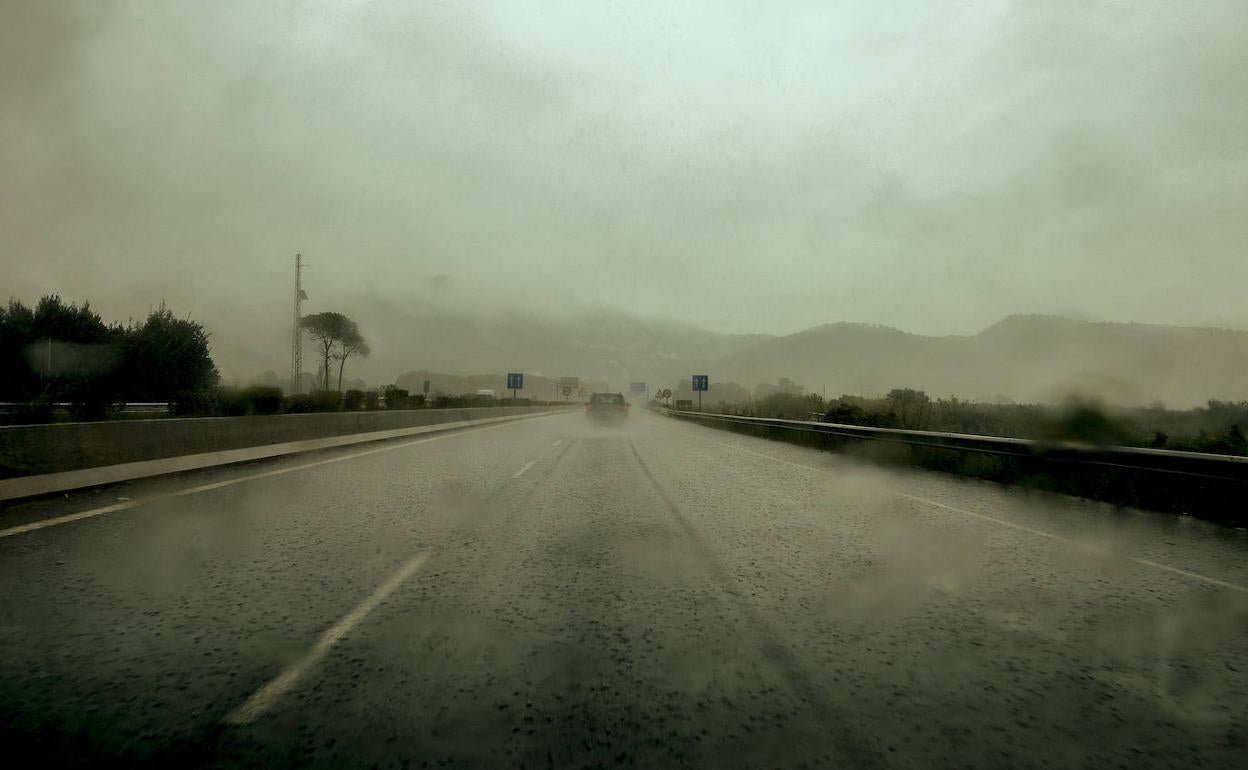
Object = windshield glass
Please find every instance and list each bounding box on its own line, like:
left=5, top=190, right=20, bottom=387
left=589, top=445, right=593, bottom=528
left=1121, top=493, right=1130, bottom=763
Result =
left=2, top=2, right=1245, bottom=769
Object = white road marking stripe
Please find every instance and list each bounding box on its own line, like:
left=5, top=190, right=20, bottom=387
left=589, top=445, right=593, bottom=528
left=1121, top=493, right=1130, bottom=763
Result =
left=552, top=439, right=563, bottom=447
left=0, top=421, right=524, bottom=540
left=512, top=460, right=538, bottom=478
left=894, top=492, right=1078, bottom=543
left=222, top=553, right=430, bottom=725
left=663, top=419, right=1248, bottom=595
left=891, top=493, right=1248, bottom=594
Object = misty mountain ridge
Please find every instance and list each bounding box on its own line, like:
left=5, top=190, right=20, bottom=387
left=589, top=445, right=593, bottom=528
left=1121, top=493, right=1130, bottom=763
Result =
left=713, top=314, right=1248, bottom=407
left=275, top=304, right=1247, bottom=408
left=336, top=299, right=769, bottom=387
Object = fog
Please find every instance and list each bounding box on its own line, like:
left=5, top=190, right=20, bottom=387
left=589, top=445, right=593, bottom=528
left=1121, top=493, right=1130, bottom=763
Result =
left=3, top=1, right=1246, bottom=384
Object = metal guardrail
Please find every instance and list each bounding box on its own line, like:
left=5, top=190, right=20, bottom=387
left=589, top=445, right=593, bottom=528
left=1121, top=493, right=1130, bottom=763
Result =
left=0, top=402, right=171, bottom=413
left=666, top=410, right=1248, bottom=484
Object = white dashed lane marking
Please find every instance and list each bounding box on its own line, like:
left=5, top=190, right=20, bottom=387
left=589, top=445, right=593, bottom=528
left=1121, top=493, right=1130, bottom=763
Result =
left=222, top=553, right=430, bottom=725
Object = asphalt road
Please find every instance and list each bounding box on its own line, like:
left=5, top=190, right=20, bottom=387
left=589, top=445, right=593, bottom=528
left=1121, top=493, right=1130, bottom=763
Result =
left=1, top=410, right=1245, bottom=769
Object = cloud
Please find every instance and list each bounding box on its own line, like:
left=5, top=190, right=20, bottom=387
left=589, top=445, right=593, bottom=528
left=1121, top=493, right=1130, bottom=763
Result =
left=2, top=1, right=1245, bottom=382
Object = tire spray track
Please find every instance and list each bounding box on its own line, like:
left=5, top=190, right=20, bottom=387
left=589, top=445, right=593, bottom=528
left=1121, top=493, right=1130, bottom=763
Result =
left=629, top=441, right=883, bottom=769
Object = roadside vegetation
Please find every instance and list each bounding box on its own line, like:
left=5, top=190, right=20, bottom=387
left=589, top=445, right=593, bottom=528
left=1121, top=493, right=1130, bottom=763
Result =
left=2, top=295, right=559, bottom=424
left=1, top=295, right=218, bottom=421
left=169, top=385, right=555, bottom=417
left=685, top=381, right=1246, bottom=523
left=710, top=382, right=1248, bottom=458
left=300, top=311, right=370, bottom=392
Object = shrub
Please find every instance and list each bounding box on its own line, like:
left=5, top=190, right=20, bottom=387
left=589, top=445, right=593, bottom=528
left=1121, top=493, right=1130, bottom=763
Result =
left=282, top=394, right=314, bottom=413
left=343, top=389, right=365, bottom=410
left=236, top=385, right=283, bottom=415
left=13, top=394, right=55, bottom=424
left=886, top=388, right=931, bottom=429
left=824, top=401, right=868, bottom=425
left=1230, top=424, right=1247, bottom=454
left=755, top=392, right=824, bottom=419
left=172, top=389, right=217, bottom=416
left=432, top=395, right=479, bottom=409
left=218, top=390, right=251, bottom=416
left=283, top=390, right=342, bottom=413
left=1180, top=423, right=1248, bottom=455
left=1044, top=401, right=1129, bottom=445
left=64, top=382, right=117, bottom=421
left=384, top=387, right=410, bottom=410
left=173, top=385, right=282, bottom=417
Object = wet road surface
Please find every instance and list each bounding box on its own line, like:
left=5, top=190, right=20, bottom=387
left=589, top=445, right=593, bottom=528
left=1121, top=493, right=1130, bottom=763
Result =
left=1, top=410, right=1245, bottom=768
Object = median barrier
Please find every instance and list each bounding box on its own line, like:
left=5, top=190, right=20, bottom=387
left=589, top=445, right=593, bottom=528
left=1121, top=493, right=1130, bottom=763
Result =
left=0, top=407, right=565, bottom=494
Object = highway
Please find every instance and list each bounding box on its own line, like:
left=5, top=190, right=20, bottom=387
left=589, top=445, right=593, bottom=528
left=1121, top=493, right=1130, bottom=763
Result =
left=1, top=410, right=1245, bottom=769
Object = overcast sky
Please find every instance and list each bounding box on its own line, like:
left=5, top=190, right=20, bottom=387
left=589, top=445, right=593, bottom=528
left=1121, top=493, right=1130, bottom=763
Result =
left=4, top=1, right=1246, bottom=356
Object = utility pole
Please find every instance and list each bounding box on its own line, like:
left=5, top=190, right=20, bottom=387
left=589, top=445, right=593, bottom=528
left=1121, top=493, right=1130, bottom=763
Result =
left=291, top=253, right=307, bottom=394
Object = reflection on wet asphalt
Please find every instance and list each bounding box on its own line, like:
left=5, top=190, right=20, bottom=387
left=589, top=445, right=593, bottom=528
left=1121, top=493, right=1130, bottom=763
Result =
left=1, top=411, right=1245, bottom=768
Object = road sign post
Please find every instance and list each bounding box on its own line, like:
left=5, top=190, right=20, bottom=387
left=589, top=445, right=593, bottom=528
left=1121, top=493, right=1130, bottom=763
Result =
left=692, top=375, right=709, bottom=411
left=507, top=373, right=523, bottom=401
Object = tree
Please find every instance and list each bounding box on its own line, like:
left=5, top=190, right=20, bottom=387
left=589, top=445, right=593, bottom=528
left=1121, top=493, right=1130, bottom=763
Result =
left=777, top=377, right=805, bottom=396
left=887, top=388, right=932, bottom=429
left=333, top=318, right=369, bottom=392
left=300, top=311, right=368, bottom=391
left=0, top=295, right=118, bottom=401
left=0, top=299, right=37, bottom=399
left=122, top=304, right=219, bottom=400
left=2, top=296, right=220, bottom=414
left=301, top=312, right=350, bottom=391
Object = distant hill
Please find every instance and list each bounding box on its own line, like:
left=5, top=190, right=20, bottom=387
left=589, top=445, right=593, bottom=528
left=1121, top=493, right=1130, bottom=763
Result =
left=278, top=302, right=1248, bottom=407
left=710, top=315, right=1248, bottom=407
left=343, top=299, right=769, bottom=390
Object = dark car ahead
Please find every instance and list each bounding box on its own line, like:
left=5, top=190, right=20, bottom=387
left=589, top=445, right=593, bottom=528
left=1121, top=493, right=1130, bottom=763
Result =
left=586, top=392, right=629, bottom=420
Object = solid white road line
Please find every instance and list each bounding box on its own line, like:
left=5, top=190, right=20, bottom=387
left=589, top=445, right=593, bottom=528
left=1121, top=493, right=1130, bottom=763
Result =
left=512, top=459, right=538, bottom=479
left=222, top=553, right=430, bottom=725
left=552, top=439, right=563, bottom=447
left=893, top=492, right=1248, bottom=594
left=0, top=420, right=525, bottom=540
left=659, top=417, right=1248, bottom=595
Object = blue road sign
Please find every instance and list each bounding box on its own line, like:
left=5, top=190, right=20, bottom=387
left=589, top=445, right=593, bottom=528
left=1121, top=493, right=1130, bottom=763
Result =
left=507, top=373, right=524, bottom=390
left=692, top=375, right=709, bottom=392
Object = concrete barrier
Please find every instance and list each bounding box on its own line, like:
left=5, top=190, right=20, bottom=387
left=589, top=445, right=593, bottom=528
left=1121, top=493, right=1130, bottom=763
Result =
left=0, top=411, right=562, bottom=503
left=0, top=407, right=559, bottom=479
